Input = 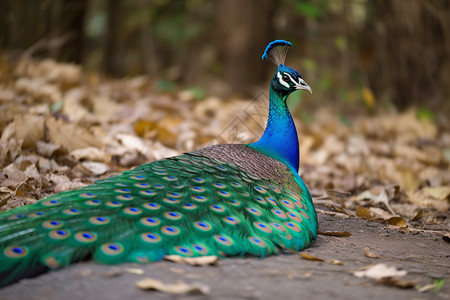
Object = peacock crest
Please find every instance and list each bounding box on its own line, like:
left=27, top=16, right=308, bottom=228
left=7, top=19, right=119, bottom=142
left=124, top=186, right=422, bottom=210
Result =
left=262, top=40, right=292, bottom=66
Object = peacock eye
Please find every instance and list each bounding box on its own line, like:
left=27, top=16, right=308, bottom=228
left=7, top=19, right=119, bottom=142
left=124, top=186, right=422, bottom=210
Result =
left=282, top=74, right=290, bottom=82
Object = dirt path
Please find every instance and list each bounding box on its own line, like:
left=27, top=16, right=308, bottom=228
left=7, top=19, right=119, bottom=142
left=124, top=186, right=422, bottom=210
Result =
left=1, top=208, right=448, bottom=300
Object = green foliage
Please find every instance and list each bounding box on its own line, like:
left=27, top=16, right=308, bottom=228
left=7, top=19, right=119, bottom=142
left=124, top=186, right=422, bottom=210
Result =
left=416, top=107, right=435, bottom=122
left=295, top=2, right=323, bottom=19
left=434, top=278, right=445, bottom=293
left=186, top=86, right=206, bottom=101
left=155, top=80, right=176, bottom=93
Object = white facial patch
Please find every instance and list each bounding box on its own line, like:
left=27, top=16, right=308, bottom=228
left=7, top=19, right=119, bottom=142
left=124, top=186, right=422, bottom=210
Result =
left=284, top=73, right=298, bottom=86
left=277, top=72, right=290, bottom=88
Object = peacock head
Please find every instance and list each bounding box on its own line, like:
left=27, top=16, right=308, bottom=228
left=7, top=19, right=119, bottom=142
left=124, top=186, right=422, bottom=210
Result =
left=262, top=40, right=311, bottom=96
left=272, top=64, right=311, bottom=96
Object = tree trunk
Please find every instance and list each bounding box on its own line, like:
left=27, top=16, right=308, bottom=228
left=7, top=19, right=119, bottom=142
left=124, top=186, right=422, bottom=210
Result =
left=214, top=0, right=273, bottom=97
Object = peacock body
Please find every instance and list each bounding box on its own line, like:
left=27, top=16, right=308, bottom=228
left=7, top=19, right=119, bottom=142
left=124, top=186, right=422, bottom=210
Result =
left=0, top=40, right=317, bottom=287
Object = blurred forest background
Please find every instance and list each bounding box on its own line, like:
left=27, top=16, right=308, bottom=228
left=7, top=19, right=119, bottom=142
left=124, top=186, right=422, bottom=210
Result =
left=1, top=0, right=449, bottom=113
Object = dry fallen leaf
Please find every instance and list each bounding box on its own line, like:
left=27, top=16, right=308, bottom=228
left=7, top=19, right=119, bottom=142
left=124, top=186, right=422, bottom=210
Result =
left=386, top=216, right=408, bottom=227
left=135, top=278, right=210, bottom=295
left=378, top=277, right=416, bottom=289
left=363, top=247, right=379, bottom=258
left=317, top=230, right=351, bottom=237
left=46, top=117, right=102, bottom=152
left=164, top=255, right=219, bottom=266
left=123, top=267, right=144, bottom=275
left=356, top=206, right=372, bottom=219
left=328, top=259, right=344, bottom=265
left=353, top=263, right=407, bottom=280
left=300, top=253, right=324, bottom=262
left=423, top=186, right=450, bottom=200
left=70, top=147, right=109, bottom=162
left=81, top=161, right=110, bottom=175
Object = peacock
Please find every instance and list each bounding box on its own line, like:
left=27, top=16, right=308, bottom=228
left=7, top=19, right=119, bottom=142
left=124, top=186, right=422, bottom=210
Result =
left=0, top=40, right=317, bottom=287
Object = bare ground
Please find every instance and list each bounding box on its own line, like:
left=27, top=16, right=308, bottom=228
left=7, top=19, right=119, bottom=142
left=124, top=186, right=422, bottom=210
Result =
left=1, top=207, right=448, bottom=300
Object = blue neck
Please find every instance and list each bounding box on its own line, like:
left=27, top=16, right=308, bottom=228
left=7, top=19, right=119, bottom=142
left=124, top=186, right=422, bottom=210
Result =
left=248, top=86, right=299, bottom=172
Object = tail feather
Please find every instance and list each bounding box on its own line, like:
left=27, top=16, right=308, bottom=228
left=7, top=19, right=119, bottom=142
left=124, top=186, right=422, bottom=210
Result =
left=0, top=153, right=317, bottom=287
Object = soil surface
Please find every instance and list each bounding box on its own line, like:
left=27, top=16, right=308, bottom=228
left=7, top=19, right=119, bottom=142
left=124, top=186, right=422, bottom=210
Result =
left=1, top=207, right=448, bottom=300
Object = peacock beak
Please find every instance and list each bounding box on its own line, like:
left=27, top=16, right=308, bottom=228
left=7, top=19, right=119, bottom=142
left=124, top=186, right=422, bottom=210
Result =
left=295, top=78, right=312, bottom=94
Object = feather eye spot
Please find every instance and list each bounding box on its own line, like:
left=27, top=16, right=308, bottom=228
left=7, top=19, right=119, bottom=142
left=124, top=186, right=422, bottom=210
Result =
left=192, top=195, right=207, bottom=202
left=80, top=192, right=96, bottom=198
left=248, top=236, right=268, bottom=248
left=42, top=220, right=63, bottom=229
left=192, top=244, right=209, bottom=254
left=223, top=216, right=239, bottom=225
left=163, top=176, right=177, bottom=181
left=228, top=199, right=242, bottom=207
left=270, top=222, right=285, bottom=231
left=154, top=184, right=165, bottom=189
left=140, top=190, right=156, bottom=196
left=181, top=203, right=197, bottom=211
left=254, top=222, right=273, bottom=234
left=173, top=246, right=194, bottom=256
left=272, top=208, right=288, bottom=220
left=134, top=183, right=150, bottom=188
left=280, top=199, right=295, bottom=209
left=49, top=229, right=71, bottom=240
left=213, top=183, right=225, bottom=188
left=75, top=231, right=98, bottom=243
left=217, top=190, right=231, bottom=197
left=255, top=196, right=267, bottom=205
left=42, top=200, right=61, bottom=206
left=106, top=201, right=123, bottom=208
left=167, top=192, right=181, bottom=198
left=231, top=182, right=242, bottom=188
left=8, top=214, right=25, bottom=220
left=130, top=175, right=146, bottom=180
left=29, top=211, right=46, bottom=218
left=85, top=199, right=102, bottom=206
left=194, top=221, right=212, bottom=232
left=89, top=216, right=110, bottom=225
left=284, top=222, right=301, bottom=233
left=287, top=212, right=302, bottom=222
left=246, top=207, right=262, bottom=216
left=270, top=185, right=282, bottom=194
left=214, top=235, right=234, bottom=247
left=254, top=186, right=267, bottom=193
left=4, top=246, right=29, bottom=258
left=192, top=178, right=205, bottom=183
left=142, top=202, right=161, bottom=211
left=115, top=188, right=131, bottom=194
left=140, top=232, right=162, bottom=244
left=163, top=198, right=180, bottom=205
left=164, top=211, right=182, bottom=221
left=266, top=197, right=278, bottom=206
left=101, top=243, right=125, bottom=255
left=210, top=204, right=226, bottom=213
left=161, top=225, right=180, bottom=236
left=191, top=186, right=205, bottom=192
left=116, top=195, right=134, bottom=201
left=139, top=217, right=161, bottom=227
left=63, top=208, right=81, bottom=216
left=123, top=207, right=143, bottom=216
